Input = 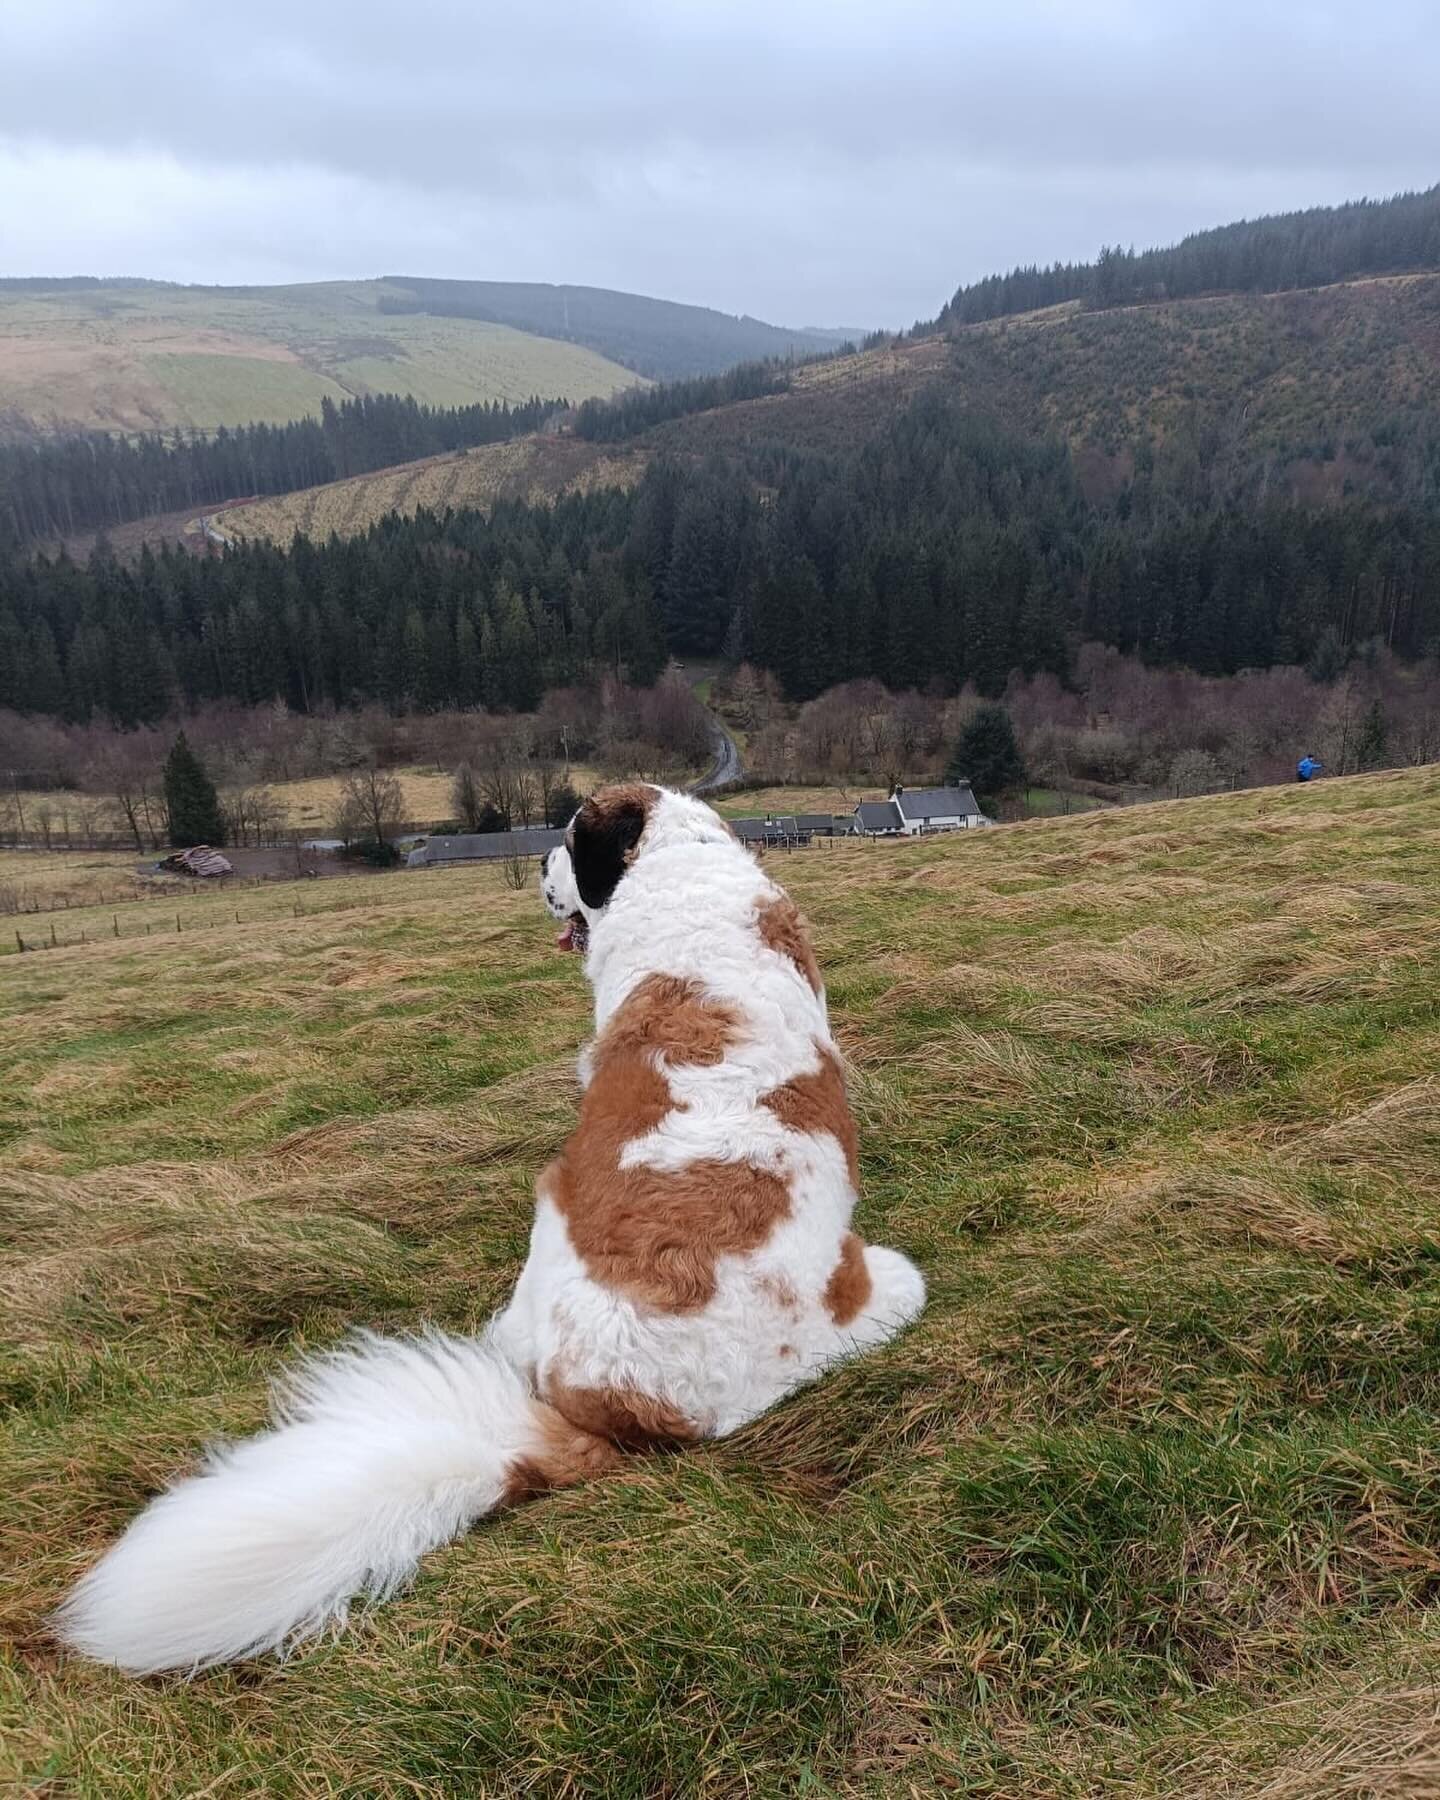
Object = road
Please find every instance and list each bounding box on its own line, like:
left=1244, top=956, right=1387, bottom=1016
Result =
left=690, top=716, right=743, bottom=793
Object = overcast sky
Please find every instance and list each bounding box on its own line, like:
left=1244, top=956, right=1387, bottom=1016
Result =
left=1, top=0, right=1435, bottom=328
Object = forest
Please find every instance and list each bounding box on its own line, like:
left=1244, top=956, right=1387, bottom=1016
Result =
left=936, top=183, right=1440, bottom=325
left=2, top=393, right=1438, bottom=728
left=0, top=392, right=563, bottom=545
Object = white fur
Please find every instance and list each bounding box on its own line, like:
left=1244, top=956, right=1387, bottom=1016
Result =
left=56, top=1332, right=553, bottom=1674
left=519, top=791, right=925, bottom=1435
left=59, top=786, right=924, bottom=1674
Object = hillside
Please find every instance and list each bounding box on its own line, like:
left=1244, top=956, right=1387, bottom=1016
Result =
left=4, top=767, right=1440, bottom=1793
left=661, top=271, right=1440, bottom=500
left=212, top=269, right=1440, bottom=547
left=216, top=433, right=646, bottom=545
left=0, top=279, right=644, bottom=436
left=379, top=276, right=854, bottom=380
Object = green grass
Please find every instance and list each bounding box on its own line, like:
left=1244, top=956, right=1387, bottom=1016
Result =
left=4, top=768, right=1440, bottom=1794
left=0, top=282, right=642, bottom=434
left=138, top=353, right=351, bottom=432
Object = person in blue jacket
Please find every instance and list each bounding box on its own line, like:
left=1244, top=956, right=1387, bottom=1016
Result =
left=1297, top=755, right=1323, bottom=782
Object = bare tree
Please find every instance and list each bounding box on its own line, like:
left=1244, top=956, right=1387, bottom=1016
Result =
left=451, top=762, right=484, bottom=830
left=479, top=739, right=538, bottom=828
left=222, top=783, right=284, bottom=846
left=337, top=766, right=404, bottom=848
left=91, top=736, right=166, bottom=852
left=500, top=850, right=531, bottom=892
left=1169, top=749, right=1224, bottom=796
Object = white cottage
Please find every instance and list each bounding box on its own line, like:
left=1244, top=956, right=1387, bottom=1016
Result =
left=854, top=784, right=987, bottom=836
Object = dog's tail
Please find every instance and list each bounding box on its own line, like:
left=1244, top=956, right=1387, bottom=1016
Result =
left=55, top=1331, right=616, bottom=1675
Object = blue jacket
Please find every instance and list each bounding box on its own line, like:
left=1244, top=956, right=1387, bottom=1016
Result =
left=1297, top=756, right=1323, bottom=781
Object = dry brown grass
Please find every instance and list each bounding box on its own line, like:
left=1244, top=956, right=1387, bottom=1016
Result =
left=216, top=439, right=646, bottom=544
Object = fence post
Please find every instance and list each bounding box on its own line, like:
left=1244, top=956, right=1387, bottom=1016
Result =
left=50, top=921, right=57, bottom=947
left=113, top=915, right=119, bottom=937
left=176, top=914, right=182, bottom=933
left=15, top=931, right=22, bottom=954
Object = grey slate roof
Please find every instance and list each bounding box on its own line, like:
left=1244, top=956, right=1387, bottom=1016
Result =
left=894, top=785, right=981, bottom=822
left=732, top=816, right=812, bottom=843
left=407, top=828, right=565, bottom=867
left=855, top=800, right=904, bottom=833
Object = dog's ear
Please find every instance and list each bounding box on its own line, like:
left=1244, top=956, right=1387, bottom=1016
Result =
left=570, top=786, right=652, bottom=910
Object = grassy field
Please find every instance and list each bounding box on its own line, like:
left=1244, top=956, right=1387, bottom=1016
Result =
left=0, top=282, right=642, bottom=434
left=4, top=767, right=1440, bottom=1794
left=6, top=764, right=612, bottom=859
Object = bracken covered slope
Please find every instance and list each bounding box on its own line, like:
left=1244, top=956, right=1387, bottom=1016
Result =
left=214, top=270, right=1440, bottom=543
left=4, top=765, right=1440, bottom=1794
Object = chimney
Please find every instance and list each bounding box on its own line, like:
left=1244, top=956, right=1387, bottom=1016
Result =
left=891, top=784, right=904, bottom=800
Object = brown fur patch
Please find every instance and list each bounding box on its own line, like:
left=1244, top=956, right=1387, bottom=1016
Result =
left=544, top=1376, right=699, bottom=1448
left=823, top=1231, right=872, bottom=1326
left=500, top=1405, right=624, bottom=1506
left=587, top=780, right=657, bottom=820
left=761, top=1045, right=860, bottom=1188
left=546, top=974, right=791, bottom=1313
left=756, top=894, right=823, bottom=995
left=601, top=974, right=740, bottom=1067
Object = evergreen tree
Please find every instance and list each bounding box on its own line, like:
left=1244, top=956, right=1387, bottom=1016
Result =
left=163, top=731, right=226, bottom=846
left=1357, top=699, right=1389, bottom=769
left=545, top=783, right=583, bottom=828
left=948, top=704, right=1027, bottom=814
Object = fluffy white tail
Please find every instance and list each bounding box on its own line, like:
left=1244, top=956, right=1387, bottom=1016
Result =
left=56, top=1331, right=594, bottom=1675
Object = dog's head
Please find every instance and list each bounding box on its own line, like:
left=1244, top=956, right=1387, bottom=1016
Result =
left=541, top=783, right=733, bottom=955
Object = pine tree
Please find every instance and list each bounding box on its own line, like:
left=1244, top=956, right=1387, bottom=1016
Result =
left=948, top=704, right=1027, bottom=814
left=163, top=731, right=226, bottom=846
left=1357, top=699, right=1389, bottom=769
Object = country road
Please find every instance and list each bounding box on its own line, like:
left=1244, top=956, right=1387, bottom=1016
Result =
left=690, top=715, right=743, bottom=792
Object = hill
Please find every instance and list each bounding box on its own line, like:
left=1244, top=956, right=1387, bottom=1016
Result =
left=0, top=279, right=644, bottom=436
left=4, top=766, right=1440, bottom=1792
left=212, top=268, right=1440, bottom=550
left=656, top=270, right=1440, bottom=501
left=937, top=181, right=1440, bottom=327
left=379, top=276, right=854, bottom=380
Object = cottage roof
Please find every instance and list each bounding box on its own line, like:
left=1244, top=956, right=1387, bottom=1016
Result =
left=407, top=828, right=565, bottom=866
left=893, top=785, right=981, bottom=821
left=855, top=800, right=903, bottom=832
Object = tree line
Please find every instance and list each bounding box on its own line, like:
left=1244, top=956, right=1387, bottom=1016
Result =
left=2, top=391, right=1439, bottom=727
left=0, top=391, right=564, bottom=546
left=572, top=358, right=796, bottom=442
left=936, top=184, right=1440, bottom=327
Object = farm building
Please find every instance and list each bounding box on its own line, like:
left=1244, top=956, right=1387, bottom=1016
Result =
left=854, top=785, right=987, bottom=836
left=407, top=828, right=565, bottom=868
left=731, top=814, right=855, bottom=848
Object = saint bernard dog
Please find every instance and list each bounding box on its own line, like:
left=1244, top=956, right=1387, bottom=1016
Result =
left=59, top=783, right=925, bottom=1674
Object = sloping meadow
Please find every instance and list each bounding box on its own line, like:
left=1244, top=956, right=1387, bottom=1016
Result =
left=3, top=767, right=1440, bottom=1796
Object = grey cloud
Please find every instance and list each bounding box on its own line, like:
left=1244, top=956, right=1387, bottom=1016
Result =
left=0, top=0, right=1435, bottom=323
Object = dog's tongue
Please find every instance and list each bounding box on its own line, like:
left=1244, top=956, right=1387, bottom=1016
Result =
left=556, top=921, right=577, bottom=951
